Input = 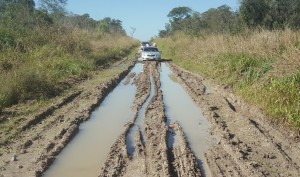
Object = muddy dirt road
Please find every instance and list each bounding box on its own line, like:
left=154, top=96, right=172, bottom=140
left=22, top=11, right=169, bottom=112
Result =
left=1, top=60, right=300, bottom=177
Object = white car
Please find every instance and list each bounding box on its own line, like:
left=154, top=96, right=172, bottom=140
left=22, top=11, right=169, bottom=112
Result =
left=141, top=47, right=161, bottom=60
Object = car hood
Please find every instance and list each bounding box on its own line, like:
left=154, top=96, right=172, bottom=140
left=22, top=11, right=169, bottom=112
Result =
left=142, top=51, right=160, bottom=55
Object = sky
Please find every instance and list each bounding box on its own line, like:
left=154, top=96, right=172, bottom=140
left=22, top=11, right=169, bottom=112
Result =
left=65, top=0, right=240, bottom=41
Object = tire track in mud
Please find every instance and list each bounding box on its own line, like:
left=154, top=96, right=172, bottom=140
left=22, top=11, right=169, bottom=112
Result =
left=100, top=60, right=300, bottom=177
left=99, top=62, right=202, bottom=177
left=167, top=122, right=202, bottom=177
left=4, top=58, right=299, bottom=176
left=168, top=63, right=300, bottom=177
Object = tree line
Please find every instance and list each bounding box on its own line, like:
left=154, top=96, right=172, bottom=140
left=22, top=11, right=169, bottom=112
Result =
left=0, top=0, right=126, bottom=51
left=159, top=0, right=300, bottom=37
left=0, top=0, right=137, bottom=109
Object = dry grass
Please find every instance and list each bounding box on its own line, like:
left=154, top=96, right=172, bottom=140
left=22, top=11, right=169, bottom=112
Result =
left=156, top=30, right=300, bottom=128
left=0, top=27, right=139, bottom=109
left=158, top=30, right=300, bottom=77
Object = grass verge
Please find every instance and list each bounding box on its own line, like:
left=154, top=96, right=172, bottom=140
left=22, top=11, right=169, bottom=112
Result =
left=156, top=30, right=300, bottom=129
left=0, top=31, right=138, bottom=110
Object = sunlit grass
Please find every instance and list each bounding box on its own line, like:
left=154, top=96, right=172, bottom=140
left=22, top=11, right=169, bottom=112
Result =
left=156, top=30, right=300, bottom=128
left=0, top=28, right=139, bottom=110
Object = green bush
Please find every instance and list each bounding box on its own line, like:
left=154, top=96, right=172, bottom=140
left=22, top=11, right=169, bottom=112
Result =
left=0, top=32, right=15, bottom=49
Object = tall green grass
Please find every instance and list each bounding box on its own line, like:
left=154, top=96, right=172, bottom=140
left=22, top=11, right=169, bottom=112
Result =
left=212, top=53, right=273, bottom=87
left=156, top=30, right=300, bottom=128
left=0, top=28, right=138, bottom=110
left=257, top=70, right=300, bottom=126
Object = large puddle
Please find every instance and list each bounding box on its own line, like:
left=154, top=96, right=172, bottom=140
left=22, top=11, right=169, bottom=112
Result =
left=160, top=63, right=216, bottom=175
left=43, top=62, right=215, bottom=177
left=43, top=64, right=142, bottom=177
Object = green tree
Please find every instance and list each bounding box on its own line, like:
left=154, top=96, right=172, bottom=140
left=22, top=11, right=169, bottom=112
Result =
left=289, top=0, right=300, bottom=28
left=0, top=0, right=37, bottom=30
left=158, top=23, right=171, bottom=38
left=97, top=20, right=109, bottom=33
left=270, top=0, right=300, bottom=29
left=240, top=0, right=270, bottom=28
left=167, top=7, right=193, bottom=31
left=240, top=0, right=300, bottom=29
left=162, top=5, right=241, bottom=36
left=167, top=6, right=192, bottom=22
left=40, top=0, right=67, bottom=13
left=98, top=17, right=126, bottom=35
left=202, top=5, right=238, bottom=33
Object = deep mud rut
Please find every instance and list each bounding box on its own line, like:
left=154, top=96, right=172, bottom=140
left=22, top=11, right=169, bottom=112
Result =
left=97, top=61, right=300, bottom=177
left=1, top=59, right=300, bottom=177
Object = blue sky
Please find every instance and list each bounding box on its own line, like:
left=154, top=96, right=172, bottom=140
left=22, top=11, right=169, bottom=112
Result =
left=65, top=0, right=239, bottom=41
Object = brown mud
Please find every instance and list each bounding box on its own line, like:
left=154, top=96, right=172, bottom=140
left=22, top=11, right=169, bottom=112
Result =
left=168, top=63, right=300, bottom=177
left=1, top=59, right=300, bottom=177
left=99, top=62, right=201, bottom=177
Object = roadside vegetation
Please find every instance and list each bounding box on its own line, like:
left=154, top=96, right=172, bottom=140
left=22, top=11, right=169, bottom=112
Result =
left=156, top=0, right=300, bottom=128
left=0, top=0, right=139, bottom=111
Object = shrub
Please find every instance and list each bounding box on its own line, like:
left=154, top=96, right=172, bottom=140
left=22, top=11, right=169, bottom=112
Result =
left=0, top=32, right=15, bottom=49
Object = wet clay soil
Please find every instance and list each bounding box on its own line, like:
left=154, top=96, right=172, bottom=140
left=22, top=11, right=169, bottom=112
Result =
left=1, top=60, right=300, bottom=177
left=97, top=61, right=300, bottom=177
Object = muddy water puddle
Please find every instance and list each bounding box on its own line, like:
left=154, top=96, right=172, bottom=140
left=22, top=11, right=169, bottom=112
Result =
left=160, top=63, right=216, bottom=173
left=126, top=76, right=154, bottom=155
left=43, top=62, right=215, bottom=177
left=43, top=64, right=142, bottom=177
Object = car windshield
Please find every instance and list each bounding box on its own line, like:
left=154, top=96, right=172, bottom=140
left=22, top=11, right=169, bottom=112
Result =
left=141, top=42, right=150, bottom=46
left=143, top=47, right=158, bottom=52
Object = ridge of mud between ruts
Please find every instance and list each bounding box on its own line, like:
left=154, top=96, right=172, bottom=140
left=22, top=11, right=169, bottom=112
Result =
left=167, top=63, right=300, bottom=177
left=99, top=61, right=201, bottom=177
left=99, top=61, right=300, bottom=177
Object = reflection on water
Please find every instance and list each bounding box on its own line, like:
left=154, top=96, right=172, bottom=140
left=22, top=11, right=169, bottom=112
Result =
left=160, top=63, right=216, bottom=176
left=43, top=62, right=216, bottom=177
left=43, top=65, right=139, bottom=177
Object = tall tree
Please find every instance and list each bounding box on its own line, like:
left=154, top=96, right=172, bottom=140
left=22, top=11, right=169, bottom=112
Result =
left=289, top=0, right=300, bottom=28
left=240, top=0, right=270, bottom=28
left=202, top=5, right=237, bottom=33
left=167, top=6, right=192, bottom=22
left=0, top=0, right=35, bottom=14
left=97, top=17, right=126, bottom=35
left=167, top=7, right=192, bottom=31
left=240, top=0, right=300, bottom=29
left=270, top=0, right=300, bottom=29
left=40, top=0, right=67, bottom=13
left=158, top=23, right=171, bottom=38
